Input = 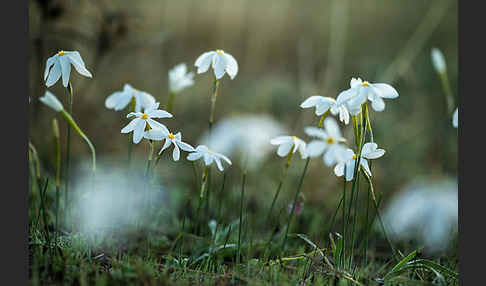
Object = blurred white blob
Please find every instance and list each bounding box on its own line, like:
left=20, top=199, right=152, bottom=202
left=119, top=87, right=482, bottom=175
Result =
left=431, top=48, right=447, bottom=74
left=198, top=115, right=286, bottom=170
left=71, top=161, right=169, bottom=238
left=380, top=178, right=458, bottom=254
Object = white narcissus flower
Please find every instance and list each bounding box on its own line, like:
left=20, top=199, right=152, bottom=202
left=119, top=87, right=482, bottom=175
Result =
left=169, top=63, right=195, bottom=93
left=300, top=95, right=350, bottom=124
left=39, top=91, right=64, bottom=112
left=452, top=107, right=458, bottom=128
left=144, top=126, right=195, bottom=161
left=334, top=142, right=385, bottom=181
left=305, top=117, right=347, bottom=167
left=194, top=49, right=238, bottom=80
left=121, top=102, right=172, bottom=144
left=105, top=84, right=156, bottom=113
left=270, top=136, right=307, bottom=159
left=187, top=145, right=232, bottom=171
left=336, top=77, right=399, bottom=114
left=44, top=50, right=92, bottom=87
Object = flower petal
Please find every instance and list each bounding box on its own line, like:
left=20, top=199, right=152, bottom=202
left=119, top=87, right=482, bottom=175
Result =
left=223, top=52, right=238, bottom=79
left=187, top=151, right=203, bottom=161
left=121, top=118, right=140, bottom=133
left=214, top=156, right=224, bottom=171
left=324, top=117, right=342, bottom=139
left=345, top=161, right=355, bottom=181
left=66, top=51, right=92, bottom=78
left=306, top=141, right=327, bottom=157
left=45, top=61, right=62, bottom=87
left=212, top=53, right=226, bottom=79
left=133, top=119, right=146, bottom=144
left=373, top=83, right=399, bottom=99
left=452, top=107, right=458, bottom=128
left=44, top=55, right=57, bottom=81
left=39, top=91, right=64, bottom=111
left=304, top=127, right=327, bottom=139
left=59, top=55, right=71, bottom=87
left=277, top=141, right=293, bottom=157
left=158, top=138, right=172, bottom=154
left=172, top=144, right=180, bottom=161
left=195, top=51, right=215, bottom=74
left=203, top=153, right=214, bottom=166
left=147, top=119, right=169, bottom=133
left=336, top=88, right=358, bottom=106
left=360, top=158, right=372, bottom=177
left=147, top=109, right=173, bottom=119
left=270, top=136, right=292, bottom=145
left=176, top=140, right=195, bottom=152
left=144, top=128, right=168, bottom=140
left=369, top=94, right=385, bottom=112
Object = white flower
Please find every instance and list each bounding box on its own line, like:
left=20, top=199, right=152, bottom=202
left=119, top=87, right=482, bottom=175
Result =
left=197, top=115, right=286, bottom=170
left=144, top=126, right=195, bottom=161
left=336, top=77, right=399, bottom=114
left=169, top=63, right=195, bottom=93
left=300, top=95, right=350, bottom=124
left=270, top=136, right=307, bottom=159
left=44, top=50, right=92, bottom=87
left=187, top=145, right=232, bottom=171
left=452, top=107, right=458, bottom=128
left=431, top=48, right=447, bottom=74
left=334, top=142, right=385, bottom=181
left=121, top=102, right=172, bottom=144
left=381, top=178, right=457, bottom=254
left=39, top=91, right=64, bottom=112
left=305, top=117, right=347, bottom=166
left=194, top=49, right=238, bottom=80
left=105, top=84, right=156, bottom=113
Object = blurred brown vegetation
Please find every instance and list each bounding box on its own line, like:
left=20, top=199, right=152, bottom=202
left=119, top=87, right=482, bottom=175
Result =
left=29, top=0, right=458, bottom=213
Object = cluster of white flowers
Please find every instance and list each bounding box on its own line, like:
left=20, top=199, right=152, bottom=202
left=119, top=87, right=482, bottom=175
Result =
left=271, top=77, right=399, bottom=180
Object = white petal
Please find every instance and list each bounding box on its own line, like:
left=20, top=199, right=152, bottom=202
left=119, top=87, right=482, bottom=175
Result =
left=306, top=141, right=327, bottom=157
left=59, top=55, right=71, bottom=87
left=431, top=48, right=446, bottom=73
left=214, top=156, right=224, bottom=171
left=133, top=119, right=146, bottom=144
left=147, top=119, right=169, bottom=132
left=336, top=88, right=358, bottom=106
left=127, top=112, right=142, bottom=118
left=300, top=96, right=322, bottom=108
left=45, top=61, right=62, bottom=87
left=212, top=53, right=226, bottom=79
left=339, top=105, right=350, bottom=124
left=216, top=153, right=232, bottom=165
left=369, top=94, right=385, bottom=112
left=176, top=140, right=195, bottom=152
left=324, top=117, right=342, bottom=139
left=66, top=51, right=92, bottom=78
left=315, top=98, right=335, bottom=116
left=203, top=153, right=214, bottom=166
left=362, top=142, right=385, bottom=159
left=121, top=118, right=140, bottom=133
left=350, top=78, right=362, bottom=88
left=196, top=145, right=209, bottom=153
left=360, top=158, right=372, bottom=177
left=270, top=136, right=292, bottom=145
left=136, top=92, right=156, bottom=112
left=345, top=161, right=355, bottom=181
left=144, top=128, right=168, bottom=140
left=187, top=151, right=203, bottom=161
left=158, top=138, right=173, bottom=154
left=172, top=144, right=180, bottom=161
left=334, top=162, right=345, bottom=177
left=105, top=91, right=125, bottom=110
left=304, top=127, right=327, bottom=139
left=195, top=51, right=215, bottom=74
left=44, top=55, right=57, bottom=81
left=147, top=109, right=173, bottom=119
left=114, top=93, right=133, bottom=111
left=277, top=141, right=293, bottom=157
left=223, top=53, right=238, bottom=79
left=372, top=83, right=399, bottom=99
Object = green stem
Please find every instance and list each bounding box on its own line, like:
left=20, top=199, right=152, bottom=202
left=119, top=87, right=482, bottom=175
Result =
left=53, top=119, right=61, bottom=242
left=60, top=110, right=96, bottom=172
left=439, top=72, right=455, bottom=115
left=281, top=157, right=310, bottom=254
left=128, top=97, right=136, bottom=165
left=237, top=170, right=247, bottom=265
left=266, top=149, right=294, bottom=222
left=208, top=78, right=220, bottom=132
left=65, top=83, right=73, bottom=220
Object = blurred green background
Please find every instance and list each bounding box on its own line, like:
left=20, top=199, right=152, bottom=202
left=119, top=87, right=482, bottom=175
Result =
left=29, top=0, right=457, bottom=231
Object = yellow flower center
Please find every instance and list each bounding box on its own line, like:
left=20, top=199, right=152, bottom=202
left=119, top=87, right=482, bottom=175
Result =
left=58, top=50, right=66, bottom=56
left=362, top=81, right=370, bottom=87
left=168, top=133, right=175, bottom=140
left=141, top=113, right=149, bottom=120
left=353, top=154, right=357, bottom=160
left=216, top=49, right=224, bottom=54
left=292, top=136, right=297, bottom=140
left=326, top=137, right=335, bottom=144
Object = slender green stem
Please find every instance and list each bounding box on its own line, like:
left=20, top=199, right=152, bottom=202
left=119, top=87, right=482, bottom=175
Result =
left=208, top=78, right=220, bottom=132
left=38, top=179, right=51, bottom=246
left=60, top=110, right=96, bottom=172
left=280, top=157, right=310, bottom=254
left=318, top=111, right=329, bottom=128
left=237, top=170, right=247, bottom=265
left=64, top=83, right=73, bottom=220
left=266, top=149, right=294, bottom=222
left=53, top=119, right=61, bottom=243
left=438, top=71, right=455, bottom=115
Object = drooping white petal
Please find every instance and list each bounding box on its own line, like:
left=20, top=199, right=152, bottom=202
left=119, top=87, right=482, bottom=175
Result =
left=133, top=119, right=147, bottom=144
left=338, top=105, right=350, bottom=124
left=127, top=112, right=142, bottom=118
left=212, top=53, right=227, bottom=79
left=360, top=158, right=372, bottom=177
left=304, top=127, right=327, bottom=139
left=147, top=119, right=168, bottom=132
left=44, top=55, right=57, bottom=81
left=223, top=52, right=238, bottom=79
left=136, top=92, right=156, bottom=112
left=158, top=138, right=173, bottom=154
left=66, top=51, right=92, bottom=78
left=203, top=153, right=214, bottom=166
left=176, top=140, right=195, bottom=152
left=144, top=128, right=169, bottom=140
left=277, top=141, right=293, bottom=157
left=39, top=91, right=64, bottom=111
left=361, top=142, right=385, bottom=159
left=216, top=153, right=232, bottom=165
left=372, top=83, right=399, bottom=99
left=300, top=96, right=322, bottom=108
left=121, top=118, right=140, bottom=133
left=369, top=93, right=386, bottom=112
left=195, top=51, right=215, bottom=74
left=336, top=88, right=358, bottom=106
left=147, top=109, right=173, bottom=119
left=270, top=136, right=292, bottom=145
left=172, top=144, right=180, bottom=161
left=59, top=55, right=71, bottom=87
left=45, top=61, right=62, bottom=87
left=214, top=156, right=224, bottom=171
left=345, top=161, right=355, bottom=181
left=105, top=91, right=125, bottom=110
left=114, top=93, right=133, bottom=111
left=315, top=98, right=335, bottom=116
left=334, top=162, right=345, bottom=177
left=306, top=141, right=327, bottom=157
left=187, top=151, right=204, bottom=161
left=431, top=48, right=447, bottom=74
left=196, top=145, right=209, bottom=153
